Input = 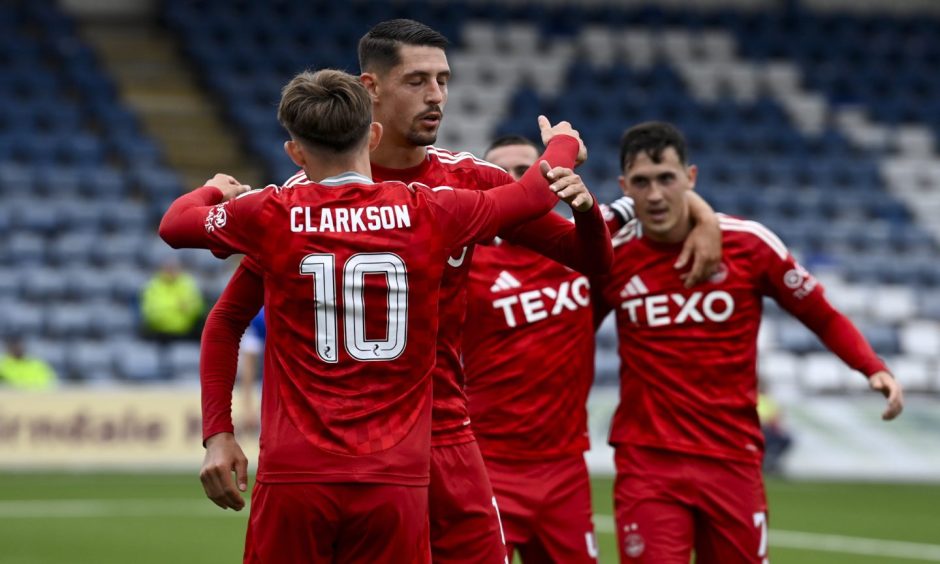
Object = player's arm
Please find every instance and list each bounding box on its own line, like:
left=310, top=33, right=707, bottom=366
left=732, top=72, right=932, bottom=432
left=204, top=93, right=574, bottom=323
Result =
left=678, top=193, right=722, bottom=287
left=435, top=132, right=582, bottom=248
left=199, top=262, right=264, bottom=511
left=760, top=230, right=903, bottom=420
left=158, top=174, right=253, bottom=255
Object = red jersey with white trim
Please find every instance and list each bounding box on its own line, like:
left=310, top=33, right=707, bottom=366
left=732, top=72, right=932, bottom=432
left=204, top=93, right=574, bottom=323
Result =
left=283, top=145, right=608, bottom=446
left=463, top=241, right=594, bottom=460
left=176, top=172, right=554, bottom=485
left=595, top=215, right=859, bottom=463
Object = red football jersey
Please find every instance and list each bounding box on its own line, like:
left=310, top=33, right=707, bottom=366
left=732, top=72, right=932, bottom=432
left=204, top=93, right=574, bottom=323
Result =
left=163, top=168, right=564, bottom=485
left=463, top=241, right=594, bottom=460
left=594, top=215, right=883, bottom=464
left=281, top=147, right=610, bottom=446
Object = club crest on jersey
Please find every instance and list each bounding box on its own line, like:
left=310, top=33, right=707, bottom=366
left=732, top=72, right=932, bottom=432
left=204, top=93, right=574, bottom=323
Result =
left=623, top=523, right=645, bottom=558
left=709, top=262, right=729, bottom=284
left=204, top=203, right=227, bottom=233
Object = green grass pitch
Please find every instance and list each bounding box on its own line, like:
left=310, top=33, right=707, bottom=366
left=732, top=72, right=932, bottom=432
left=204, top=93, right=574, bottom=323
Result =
left=0, top=473, right=937, bottom=563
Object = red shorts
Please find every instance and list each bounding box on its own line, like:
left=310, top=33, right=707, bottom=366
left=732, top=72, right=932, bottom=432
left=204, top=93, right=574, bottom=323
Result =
left=429, top=440, right=508, bottom=563
left=486, top=454, right=598, bottom=564
left=614, top=445, right=769, bottom=564
left=244, top=481, right=429, bottom=564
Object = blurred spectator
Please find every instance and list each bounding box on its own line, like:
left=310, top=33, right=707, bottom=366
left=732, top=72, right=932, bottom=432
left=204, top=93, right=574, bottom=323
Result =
left=239, top=307, right=265, bottom=434
left=758, top=381, right=794, bottom=476
left=0, top=338, right=56, bottom=390
left=140, top=258, right=205, bottom=342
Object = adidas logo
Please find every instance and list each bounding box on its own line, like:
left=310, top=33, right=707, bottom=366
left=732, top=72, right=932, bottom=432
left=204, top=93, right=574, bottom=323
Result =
left=620, top=275, right=649, bottom=298
left=490, top=271, right=522, bottom=292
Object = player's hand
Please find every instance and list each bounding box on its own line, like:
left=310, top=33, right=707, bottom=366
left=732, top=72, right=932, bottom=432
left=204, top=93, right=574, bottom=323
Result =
left=869, top=370, right=904, bottom=421
left=200, top=432, right=249, bottom=511
left=677, top=210, right=722, bottom=288
left=203, top=173, right=250, bottom=202
left=540, top=162, right=594, bottom=212
left=537, top=115, right=588, bottom=166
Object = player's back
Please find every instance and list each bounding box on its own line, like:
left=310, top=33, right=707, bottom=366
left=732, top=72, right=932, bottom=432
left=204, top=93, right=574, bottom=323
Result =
left=247, top=172, right=465, bottom=485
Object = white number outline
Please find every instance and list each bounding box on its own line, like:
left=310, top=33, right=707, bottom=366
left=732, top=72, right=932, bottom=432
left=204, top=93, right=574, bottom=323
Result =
left=299, top=254, right=338, bottom=363
left=300, top=252, right=408, bottom=363
left=344, top=253, right=408, bottom=361
left=753, top=511, right=768, bottom=560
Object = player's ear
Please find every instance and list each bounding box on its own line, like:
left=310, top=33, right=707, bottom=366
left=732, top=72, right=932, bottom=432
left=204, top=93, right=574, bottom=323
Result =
left=284, top=140, right=306, bottom=168
left=368, top=122, right=383, bottom=152
left=618, top=174, right=628, bottom=196
left=360, top=73, right=379, bottom=102
left=686, top=164, right=698, bottom=192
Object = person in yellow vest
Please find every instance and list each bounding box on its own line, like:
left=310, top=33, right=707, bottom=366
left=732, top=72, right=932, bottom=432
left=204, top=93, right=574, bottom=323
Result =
left=0, top=338, right=56, bottom=390
left=140, top=258, right=205, bottom=342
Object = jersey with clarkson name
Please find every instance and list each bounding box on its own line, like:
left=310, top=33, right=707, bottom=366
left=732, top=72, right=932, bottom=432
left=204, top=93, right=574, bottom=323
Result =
left=594, top=216, right=831, bottom=464
left=198, top=172, right=521, bottom=485
left=285, top=147, right=529, bottom=446
left=463, top=241, right=594, bottom=460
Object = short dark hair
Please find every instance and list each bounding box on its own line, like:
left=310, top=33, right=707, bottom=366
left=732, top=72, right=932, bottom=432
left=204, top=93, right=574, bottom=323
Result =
left=358, top=19, right=449, bottom=74
left=484, top=135, right=541, bottom=158
left=277, top=69, right=372, bottom=154
left=619, top=121, right=688, bottom=171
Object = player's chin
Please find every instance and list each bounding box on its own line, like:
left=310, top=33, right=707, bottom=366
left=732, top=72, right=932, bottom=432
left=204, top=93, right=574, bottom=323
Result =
left=406, top=129, right=438, bottom=147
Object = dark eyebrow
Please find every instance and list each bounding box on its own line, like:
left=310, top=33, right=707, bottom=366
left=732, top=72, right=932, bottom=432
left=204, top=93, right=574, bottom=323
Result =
left=402, top=70, right=451, bottom=79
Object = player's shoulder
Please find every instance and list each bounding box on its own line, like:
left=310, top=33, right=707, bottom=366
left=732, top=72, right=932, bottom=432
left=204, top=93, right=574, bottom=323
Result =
left=427, top=146, right=509, bottom=180
left=611, top=220, right=642, bottom=249
left=718, top=214, right=788, bottom=259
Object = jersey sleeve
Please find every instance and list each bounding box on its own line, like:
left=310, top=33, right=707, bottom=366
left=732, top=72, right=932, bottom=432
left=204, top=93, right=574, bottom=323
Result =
left=201, top=263, right=265, bottom=442
left=751, top=221, right=887, bottom=377
left=601, top=196, right=636, bottom=233
left=429, top=135, right=580, bottom=249
left=500, top=198, right=614, bottom=275
left=158, top=186, right=267, bottom=258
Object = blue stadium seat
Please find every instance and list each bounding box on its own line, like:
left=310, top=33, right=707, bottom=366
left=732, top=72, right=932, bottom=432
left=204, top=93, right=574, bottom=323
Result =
left=87, top=302, right=137, bottom=338
left=65, top=267, right=114, bottom=301
left=0, top=300, right=44, bottom=338
left=115, top=342, right=165, bottom=381
left=166, top=341, right=200, bottom=380
left=20, top=266, right=69, bottom=302
left=45, top=304, right=93, bottom=338
left=66, top=340, right=115, bottom=382
left=108, top=266, right=150, bottom=303
left=48, top=231, right=99, bottom=266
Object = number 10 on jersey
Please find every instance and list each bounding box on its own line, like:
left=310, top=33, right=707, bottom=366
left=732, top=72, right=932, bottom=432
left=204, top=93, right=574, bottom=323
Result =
left=300, top=253, right=409, bottom=363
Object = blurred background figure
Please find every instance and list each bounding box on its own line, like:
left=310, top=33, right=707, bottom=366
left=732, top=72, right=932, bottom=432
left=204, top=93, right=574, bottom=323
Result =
left=139, top=257, right=205, bottom=342
left=238, top=307, right=265, bottom=434
left=0, top=338, right=56, bottom=390
left=758, top=380, right=794, bottom=476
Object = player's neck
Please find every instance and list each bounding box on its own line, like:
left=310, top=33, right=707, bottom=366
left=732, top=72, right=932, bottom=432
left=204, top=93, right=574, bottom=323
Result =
left=302, top=153, right=373, bottom=184
left=645, top=210, right=693, bottom=245
left=370, top=137, right=428, bottom=170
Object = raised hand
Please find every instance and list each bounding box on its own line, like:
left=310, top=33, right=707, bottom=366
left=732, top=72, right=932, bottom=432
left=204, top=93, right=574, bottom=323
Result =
left=203, top=173, right=251, bottom=202
left=538, top=115, right=588, bottom=166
